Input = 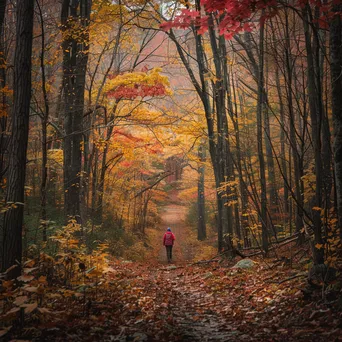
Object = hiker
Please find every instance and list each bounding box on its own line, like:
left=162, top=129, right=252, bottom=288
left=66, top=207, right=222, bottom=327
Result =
left=163, top=227, right=175, bottom=263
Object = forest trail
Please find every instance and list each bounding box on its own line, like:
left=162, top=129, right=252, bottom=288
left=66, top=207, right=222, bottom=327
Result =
left=31, top=258, right=340, bottom=342
left=158, top=194, right=191, bottom=264
left=3, top=197, right=341, bottom=342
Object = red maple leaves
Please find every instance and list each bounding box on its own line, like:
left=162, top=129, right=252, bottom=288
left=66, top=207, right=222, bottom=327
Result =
left=107, top=83, right=168, bottom=100
left=160, top=0, right=278, bottom=39
left=161, top=0, right=339, bottom=38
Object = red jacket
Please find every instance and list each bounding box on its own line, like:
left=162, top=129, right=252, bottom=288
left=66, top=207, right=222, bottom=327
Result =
left=163, top=232, right=175, bottom=246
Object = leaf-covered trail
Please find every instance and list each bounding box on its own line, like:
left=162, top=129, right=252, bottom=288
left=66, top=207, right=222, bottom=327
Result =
left=6, top=258, right=342, bottom=341
left=158, top=201, right=191, bottom=264
left=116, top=262, right=341, bottom=341
left=142, top=264, right=250, bottom=341
left=4, top=199, right=341, bottom=341
left=28, top=256, right=341, bottom=342
left=23, top=196, right=340, bottom=341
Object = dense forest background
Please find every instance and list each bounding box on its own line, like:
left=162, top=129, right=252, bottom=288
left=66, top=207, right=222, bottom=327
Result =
left=0, top=0, right=342, bottom=340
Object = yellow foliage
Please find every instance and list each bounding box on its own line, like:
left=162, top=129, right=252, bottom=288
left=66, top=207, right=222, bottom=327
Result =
left=104, top=68, right=171, bottom=94
left=123, top=242, right=147, bottom=261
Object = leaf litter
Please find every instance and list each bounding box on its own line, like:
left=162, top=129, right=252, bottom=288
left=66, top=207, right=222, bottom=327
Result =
left=1, top=256, right=341, bottom=341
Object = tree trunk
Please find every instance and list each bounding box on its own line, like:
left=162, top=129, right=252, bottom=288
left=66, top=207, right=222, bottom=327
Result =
left=264, top=105, right=278, bottom=215
left=257, top=13, right=269, bottom=253
left=197, top=143, right=206, bottom=240
left=330, top=3, right=342, bottom=239
left=1, top=0, right=34, bottom=277
left=37, top=1, right=49, bottom=242
left=61, top=0, right=91, bottom=221
left=275, top=68, right=289, bottom=216
left=302, top=5, right=324, bottom=264
left=0, top=0, right=6, bottom=34
left=208, top=21, right=233, bottom=240
left=0, top=0, right=8, bottom=183
left=284, top=9, right=304, bottom=240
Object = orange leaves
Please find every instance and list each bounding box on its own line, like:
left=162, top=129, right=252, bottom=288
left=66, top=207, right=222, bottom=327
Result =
left=312, top=206, right=322, bottom=211
left=2, top=255, right=342, bottom=340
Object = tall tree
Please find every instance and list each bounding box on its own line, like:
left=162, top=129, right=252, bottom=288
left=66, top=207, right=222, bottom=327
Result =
left=256, top=13, right=269, bottom=252
left=61, top=0, right=91, bottom=221
left=302, top=4, right=324, bottom=263
left=0, top=0, right=6, bottom=34
left=1, top=0, right=34, bottom=276
left=330, top=2, right=342, bottom=239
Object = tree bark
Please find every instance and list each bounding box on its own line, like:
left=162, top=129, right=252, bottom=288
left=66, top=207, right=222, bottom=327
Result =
left=37, top=1, right=49, bottom=242
left=330, top=3, right=342, bottom=239
left=275, top=68, right=289, bottom=216
left=283, top=9, right=304, bottom=240
left=256, top=13, right=269, bottom=253
left=302, top=5, right=324, bottom=264
left=0, top=0, right=6, bottom=34
left=197, top=143, right=206, bottom=240
left=0, top=0, right=8, bottom=182
left=61, top=0, right=91, bottom=221
left=1, top=0, right=34, bottom=277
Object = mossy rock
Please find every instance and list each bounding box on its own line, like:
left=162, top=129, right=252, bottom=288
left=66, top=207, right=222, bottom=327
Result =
left=232, top=259, right=254, bottom=269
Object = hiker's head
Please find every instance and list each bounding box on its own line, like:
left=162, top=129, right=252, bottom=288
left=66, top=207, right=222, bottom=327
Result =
left=167, top=227, right=171, bottom=232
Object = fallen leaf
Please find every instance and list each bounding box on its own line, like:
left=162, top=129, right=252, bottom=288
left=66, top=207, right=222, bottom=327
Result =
left=21, top=302, right=38, bottom=314
left=23, top=286, right=38, bottom=293
left=13, top=296, right=28, bottom=306
left=17, top=274, right=34, bottom=282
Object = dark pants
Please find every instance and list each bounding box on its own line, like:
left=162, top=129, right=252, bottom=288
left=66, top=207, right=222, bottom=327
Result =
left=166, top=245, right=173, bottom=262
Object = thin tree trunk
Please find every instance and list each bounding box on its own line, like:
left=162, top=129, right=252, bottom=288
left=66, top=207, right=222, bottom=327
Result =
left=330, top=3, right=342, bottom=239
left=0, top=0, right=6, bottom=34
left=197, top=143, right=206, bottom=240
left=302, top=5, right=324, bottom=264
left=37, top=1, right=49, bottom=242
left=256, top=13, right=269, bottom=253
left=0, top=0, right=8, bottom=183
left=275, top=68, right=289, bottom=216
left=284, top=9, right=304, bottom=240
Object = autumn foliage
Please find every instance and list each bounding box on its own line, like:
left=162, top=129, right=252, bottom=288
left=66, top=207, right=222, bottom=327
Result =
left=1, top=0, right=342, bottom=340
left=106, top=68, right=170, bottom=100
left=160, top=0, right=278, bottom=38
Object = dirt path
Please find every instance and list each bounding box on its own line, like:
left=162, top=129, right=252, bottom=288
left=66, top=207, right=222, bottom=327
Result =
left=151, top=199, right=245, bottom=340
left=145, top=265, right=246, bottom=341
left=158, top=191, right=192, bottom=264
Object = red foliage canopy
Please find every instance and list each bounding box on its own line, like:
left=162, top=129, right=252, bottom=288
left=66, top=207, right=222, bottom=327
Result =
left=161, top=0, right=338, bottom=38
left=161, top=0, right=277, bottom=39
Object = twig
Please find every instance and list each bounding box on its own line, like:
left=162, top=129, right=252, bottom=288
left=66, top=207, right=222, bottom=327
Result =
left=191, top=259, right=220, bottom=265
left=268, top=273, right=307, bottom=284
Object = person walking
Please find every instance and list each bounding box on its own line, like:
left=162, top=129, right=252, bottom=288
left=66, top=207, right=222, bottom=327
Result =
left=163, top=227, right=175, bottom=263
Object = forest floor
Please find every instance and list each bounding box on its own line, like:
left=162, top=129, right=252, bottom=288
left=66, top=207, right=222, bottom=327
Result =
left=8, top=257, right=340, bottom=342
left=1, top=195, right=342, bottom=341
